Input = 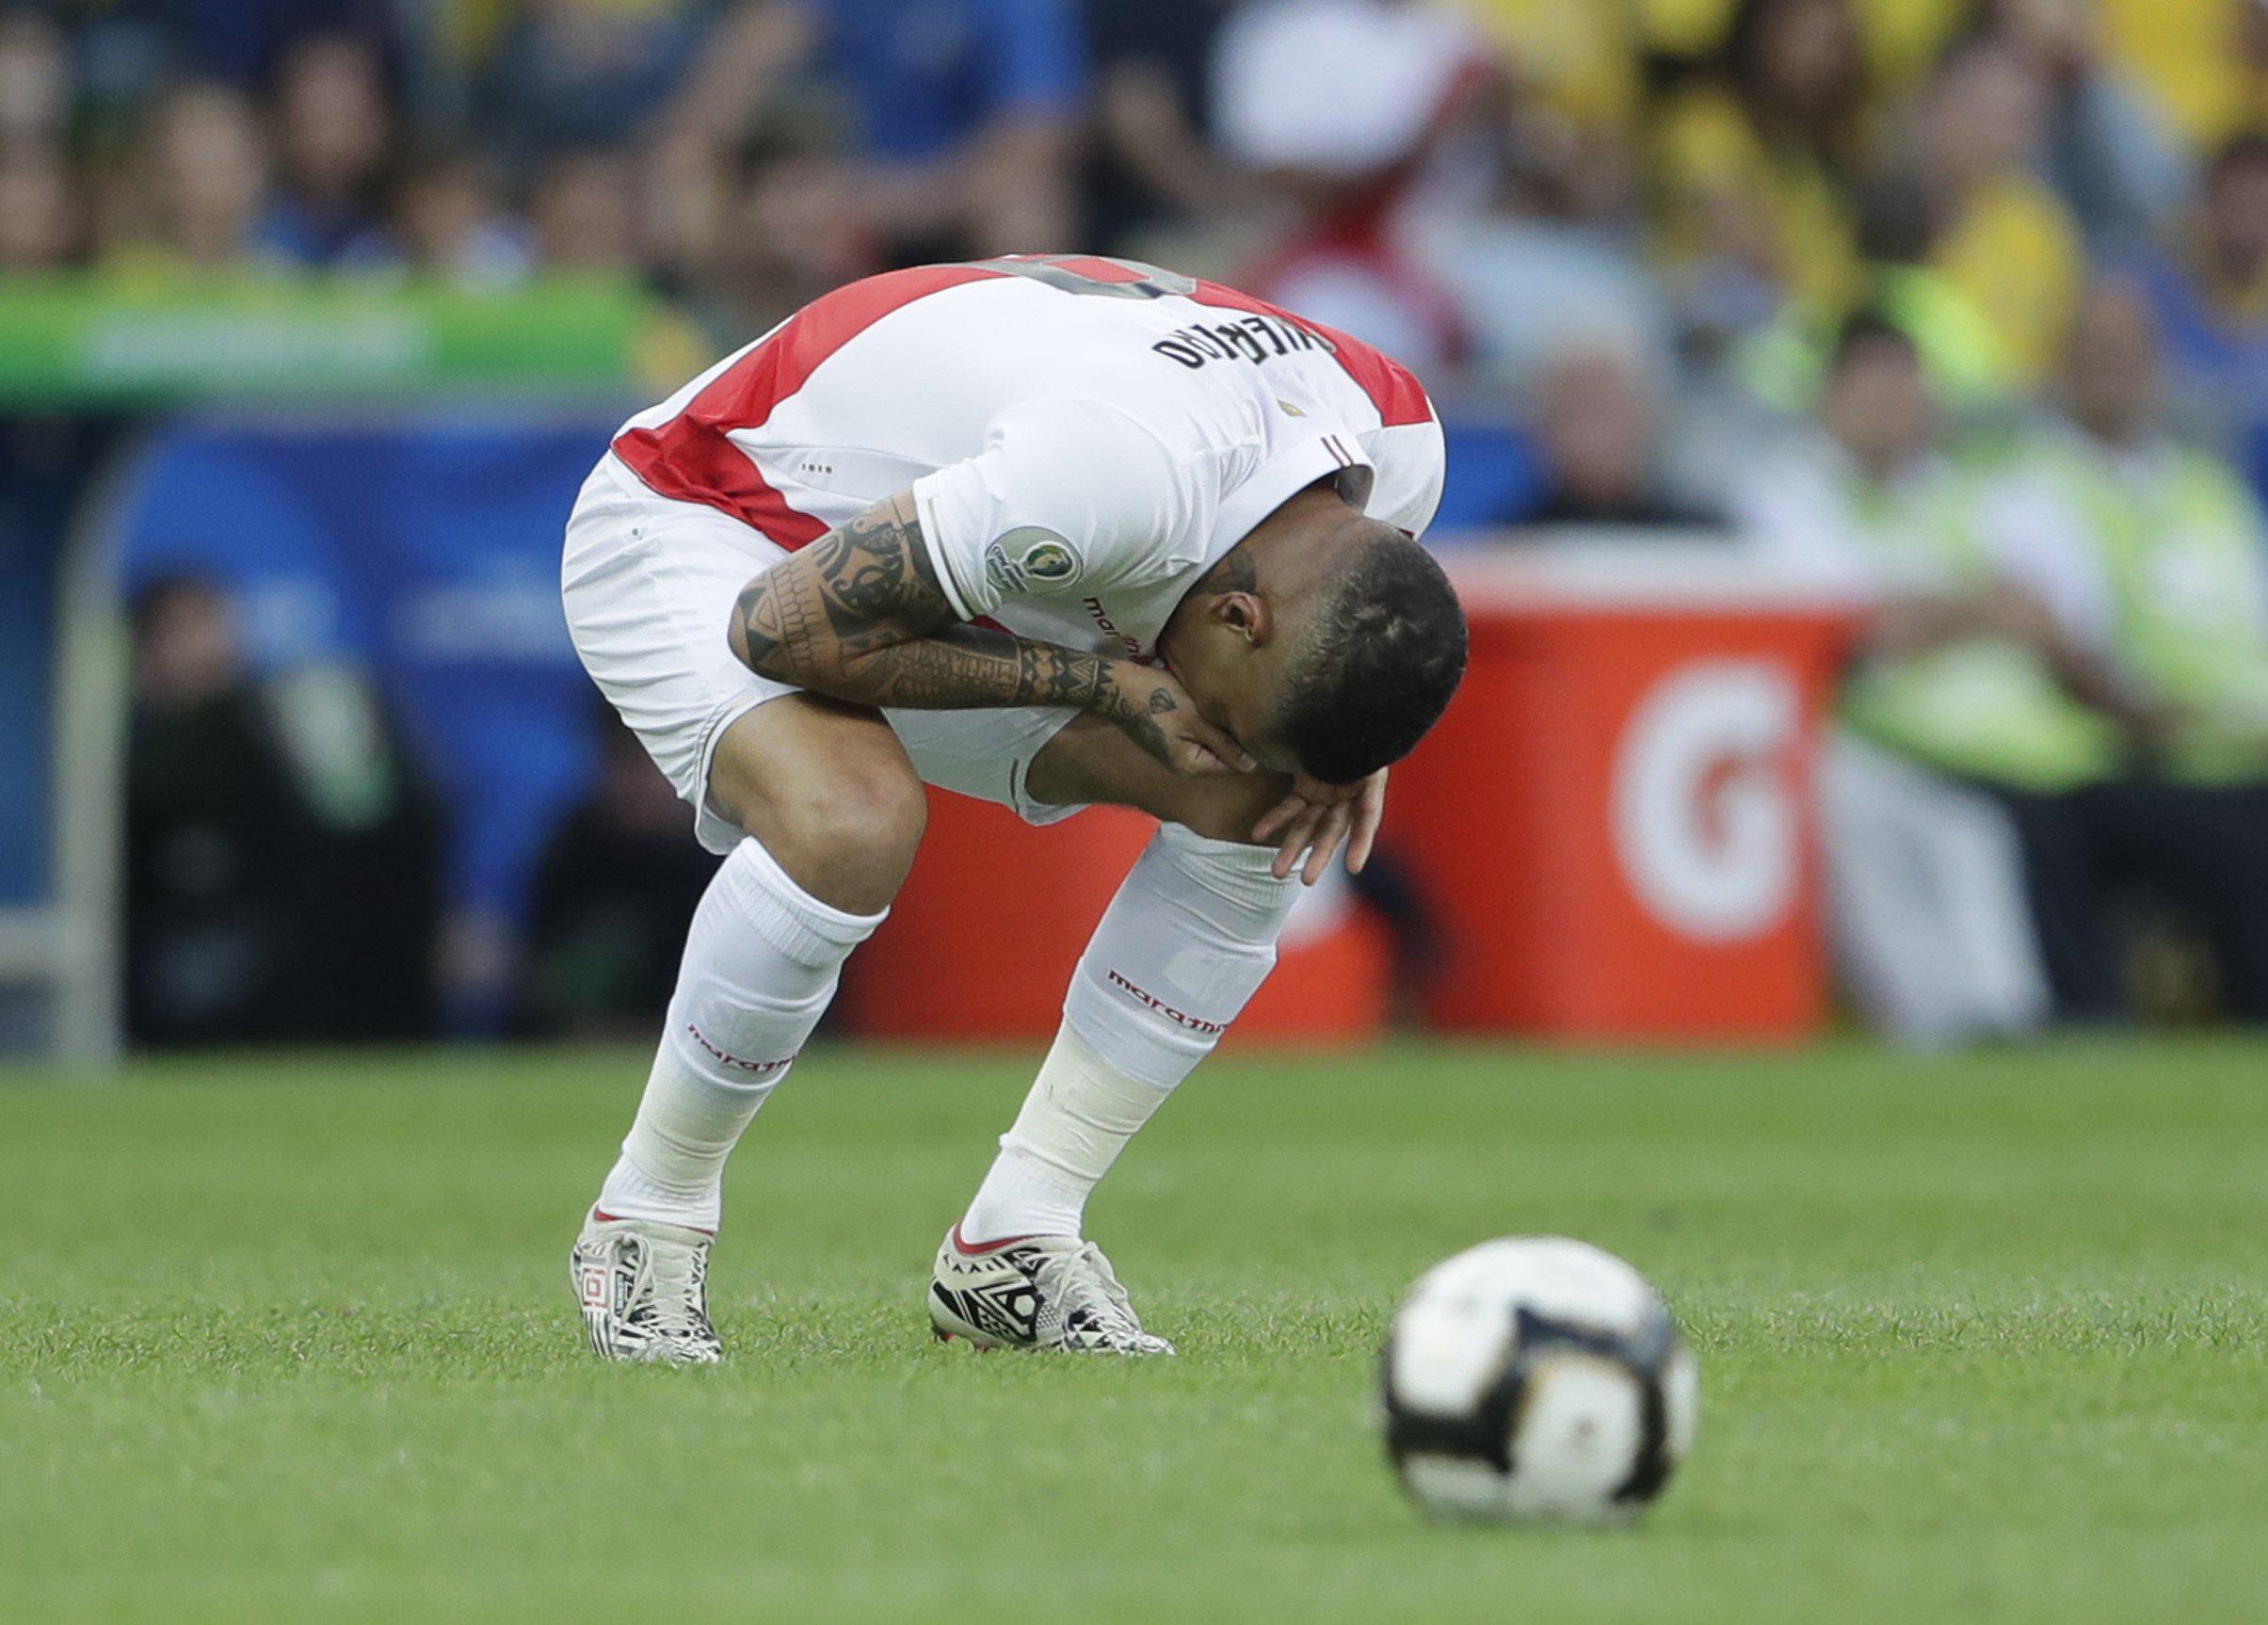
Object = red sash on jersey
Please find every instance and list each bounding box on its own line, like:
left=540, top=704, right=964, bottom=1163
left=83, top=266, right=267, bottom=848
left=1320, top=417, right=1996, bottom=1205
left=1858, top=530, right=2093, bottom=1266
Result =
left=612, top=258, right=1432, bottom=545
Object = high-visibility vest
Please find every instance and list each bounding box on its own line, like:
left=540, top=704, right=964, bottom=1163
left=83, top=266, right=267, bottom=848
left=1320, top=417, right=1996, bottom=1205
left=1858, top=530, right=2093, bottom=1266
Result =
left=2020, top=431, right=2268, bottom=785
left=1834, top=454, right=2127, bottom=792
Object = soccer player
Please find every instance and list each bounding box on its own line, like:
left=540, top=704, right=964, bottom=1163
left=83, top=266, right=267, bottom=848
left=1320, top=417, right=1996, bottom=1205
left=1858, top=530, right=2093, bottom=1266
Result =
left=563, top=255, right=1464, bottom=1361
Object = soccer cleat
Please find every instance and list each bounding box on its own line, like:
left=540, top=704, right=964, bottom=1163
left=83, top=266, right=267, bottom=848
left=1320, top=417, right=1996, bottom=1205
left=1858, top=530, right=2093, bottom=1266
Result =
left=571, top=1210, right=722, bottom=1365
left=928, top=1226, right=1176, bottom=1355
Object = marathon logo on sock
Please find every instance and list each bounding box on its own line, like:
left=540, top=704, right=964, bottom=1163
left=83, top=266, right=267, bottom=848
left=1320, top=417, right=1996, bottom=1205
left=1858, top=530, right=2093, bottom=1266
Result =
left=1106, top=970, right=1226, bottom=1035
left=685, top=1024, right=798, bottom=1076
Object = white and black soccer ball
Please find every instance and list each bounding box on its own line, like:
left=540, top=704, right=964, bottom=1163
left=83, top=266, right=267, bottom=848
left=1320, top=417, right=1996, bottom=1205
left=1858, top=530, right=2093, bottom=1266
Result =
left=1380, top=1237, right=1697, bottom=1523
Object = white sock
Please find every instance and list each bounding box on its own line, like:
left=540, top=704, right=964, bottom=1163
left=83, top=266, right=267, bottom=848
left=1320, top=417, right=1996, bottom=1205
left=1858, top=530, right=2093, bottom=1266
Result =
left=960, top=826, right=1297, bottom=1243
left=961, top=1023, right=1170, bottom=1242
left=597, top=836, right=883, bottom=1231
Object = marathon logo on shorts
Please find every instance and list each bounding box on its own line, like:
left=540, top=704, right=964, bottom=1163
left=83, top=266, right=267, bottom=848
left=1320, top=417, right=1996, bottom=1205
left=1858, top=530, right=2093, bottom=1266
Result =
left=1150, top=313, right=1327, bottom=371
left=685, top=1024, right=798, bottom=1076
left=1106, top=970, right=1226, bottom=1035
left=984, top=527, right=1082, bottom=596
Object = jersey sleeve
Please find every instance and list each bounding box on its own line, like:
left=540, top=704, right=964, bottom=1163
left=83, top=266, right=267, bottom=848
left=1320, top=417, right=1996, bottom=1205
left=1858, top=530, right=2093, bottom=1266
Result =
left=910, top=397, right=1204, bottom=620
left=1359, top=416, right=1446, bottom=539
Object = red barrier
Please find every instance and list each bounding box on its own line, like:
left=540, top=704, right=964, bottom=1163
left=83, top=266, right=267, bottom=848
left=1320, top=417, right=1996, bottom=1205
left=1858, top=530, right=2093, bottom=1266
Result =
left=836, top=799, right=1149, bottom=1039
left=1391, top=547, right=1858, bottom=1043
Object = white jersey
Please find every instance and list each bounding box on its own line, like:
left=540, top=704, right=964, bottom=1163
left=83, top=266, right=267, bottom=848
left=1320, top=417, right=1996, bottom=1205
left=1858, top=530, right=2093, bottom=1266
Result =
left=610, top=255, right=1446, bottom=663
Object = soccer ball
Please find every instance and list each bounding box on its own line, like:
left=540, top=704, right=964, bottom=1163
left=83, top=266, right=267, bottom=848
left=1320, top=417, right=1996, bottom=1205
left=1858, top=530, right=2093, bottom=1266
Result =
left=1380, top=1237, right=1697, bottom=1524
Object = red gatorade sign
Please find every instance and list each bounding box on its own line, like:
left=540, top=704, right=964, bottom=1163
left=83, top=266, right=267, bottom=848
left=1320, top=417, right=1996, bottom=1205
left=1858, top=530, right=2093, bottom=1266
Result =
left=1392, top=547, right=1858, bottom=1042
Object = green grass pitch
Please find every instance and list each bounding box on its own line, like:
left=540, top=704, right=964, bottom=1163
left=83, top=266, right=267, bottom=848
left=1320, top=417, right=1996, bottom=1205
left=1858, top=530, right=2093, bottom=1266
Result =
left=3, top=1038, right=2263, bottom=1622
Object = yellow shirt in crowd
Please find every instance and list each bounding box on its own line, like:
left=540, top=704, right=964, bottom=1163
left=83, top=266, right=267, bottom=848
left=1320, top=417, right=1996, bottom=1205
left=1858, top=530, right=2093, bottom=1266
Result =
left=1477, top=0, right=2265, bottom=155
left=1468, top=0, right=1972, bottom=133
left=1647, top=85, right=1864, bottom=316
left=2099, top=0, right=2268, bottom=150
left=1930, top=172, right=2084, bottom=384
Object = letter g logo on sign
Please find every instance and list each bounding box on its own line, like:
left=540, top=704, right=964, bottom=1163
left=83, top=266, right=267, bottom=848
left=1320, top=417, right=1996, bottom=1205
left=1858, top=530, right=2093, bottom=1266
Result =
left=1612, top=659, right=1799, bottom=942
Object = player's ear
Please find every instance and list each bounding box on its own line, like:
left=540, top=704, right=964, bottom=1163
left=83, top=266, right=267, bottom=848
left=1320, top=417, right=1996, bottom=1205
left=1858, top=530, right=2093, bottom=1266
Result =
left=1212, top=591, right=1270, bottom=647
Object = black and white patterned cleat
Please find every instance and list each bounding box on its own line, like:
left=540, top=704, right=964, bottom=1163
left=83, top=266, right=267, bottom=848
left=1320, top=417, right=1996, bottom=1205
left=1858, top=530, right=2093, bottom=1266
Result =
left=928, top=1225, right=1176, bottom=1356
left=571, top=1210, right=722, bottom=1365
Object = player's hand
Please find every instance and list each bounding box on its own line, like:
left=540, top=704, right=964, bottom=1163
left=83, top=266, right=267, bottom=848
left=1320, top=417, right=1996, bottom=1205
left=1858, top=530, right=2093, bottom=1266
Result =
left=1252, top=768, right=1388, bottom=885
left=1107, top=662, right=1257, bottom=778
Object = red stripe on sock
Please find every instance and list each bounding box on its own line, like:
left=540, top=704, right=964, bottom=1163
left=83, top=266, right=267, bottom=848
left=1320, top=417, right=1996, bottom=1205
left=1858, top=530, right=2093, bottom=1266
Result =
left=950, top=1221, right=1037, bottom=1256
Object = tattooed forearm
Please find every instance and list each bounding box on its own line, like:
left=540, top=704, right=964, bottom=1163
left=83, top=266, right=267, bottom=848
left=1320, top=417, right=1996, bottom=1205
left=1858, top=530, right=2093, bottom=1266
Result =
left=731, top=491, right=953, bottom=668
left=725, top=490, right=1185, bottom=767
left=804, top=492, right=957, bottom=640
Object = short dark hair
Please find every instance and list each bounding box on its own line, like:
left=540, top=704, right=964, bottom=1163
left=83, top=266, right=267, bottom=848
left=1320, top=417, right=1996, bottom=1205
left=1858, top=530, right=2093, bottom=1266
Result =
left=1272, top=531, right=1467, bottom=783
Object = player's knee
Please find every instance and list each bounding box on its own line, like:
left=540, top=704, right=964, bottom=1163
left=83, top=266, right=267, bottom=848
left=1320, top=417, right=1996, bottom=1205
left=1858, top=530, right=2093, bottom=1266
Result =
left=1155, top=772, right=1293, bottom=846
left=758, top=755, right=927, bottom=912
left=707, top=699, right=925, bottom=913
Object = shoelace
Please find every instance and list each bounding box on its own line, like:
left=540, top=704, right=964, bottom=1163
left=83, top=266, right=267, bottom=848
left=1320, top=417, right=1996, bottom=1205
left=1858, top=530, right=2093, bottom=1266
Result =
left=1045, top=1243, right=1156, bottom=1347
left=632, top=1239, right=716, bottom=1344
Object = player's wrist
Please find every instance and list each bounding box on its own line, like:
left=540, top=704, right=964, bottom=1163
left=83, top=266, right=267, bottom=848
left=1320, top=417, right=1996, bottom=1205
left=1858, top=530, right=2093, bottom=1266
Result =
left=1091, top=658, right=1149, bottom=720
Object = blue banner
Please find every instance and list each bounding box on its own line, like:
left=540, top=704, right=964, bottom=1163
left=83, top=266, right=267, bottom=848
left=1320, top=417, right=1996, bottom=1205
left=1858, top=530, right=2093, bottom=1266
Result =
left=107, top=409, right=626, bottom=928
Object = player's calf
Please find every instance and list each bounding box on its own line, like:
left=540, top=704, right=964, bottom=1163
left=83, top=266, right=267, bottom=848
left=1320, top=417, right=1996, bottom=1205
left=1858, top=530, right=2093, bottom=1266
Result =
left=576, top=695, right=913, bottom=1362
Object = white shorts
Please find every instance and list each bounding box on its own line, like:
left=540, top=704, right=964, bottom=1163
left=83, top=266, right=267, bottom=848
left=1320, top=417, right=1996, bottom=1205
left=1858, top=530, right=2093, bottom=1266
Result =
left=561, top=453, right=1086, bottom=854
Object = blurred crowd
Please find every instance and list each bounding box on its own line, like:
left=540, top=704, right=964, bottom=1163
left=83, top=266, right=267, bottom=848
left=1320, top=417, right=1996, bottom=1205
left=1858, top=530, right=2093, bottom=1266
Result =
left=5, top=0, right=2264, bottom=522
left=33, top=0, right=2268, bottom=1042
left=0, top=1, right=2253, bottom=415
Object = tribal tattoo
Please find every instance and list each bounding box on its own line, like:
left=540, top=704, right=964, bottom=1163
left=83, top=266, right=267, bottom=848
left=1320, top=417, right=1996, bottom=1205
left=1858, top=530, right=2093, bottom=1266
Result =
left=728, top=491, right=1186, bottom=768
